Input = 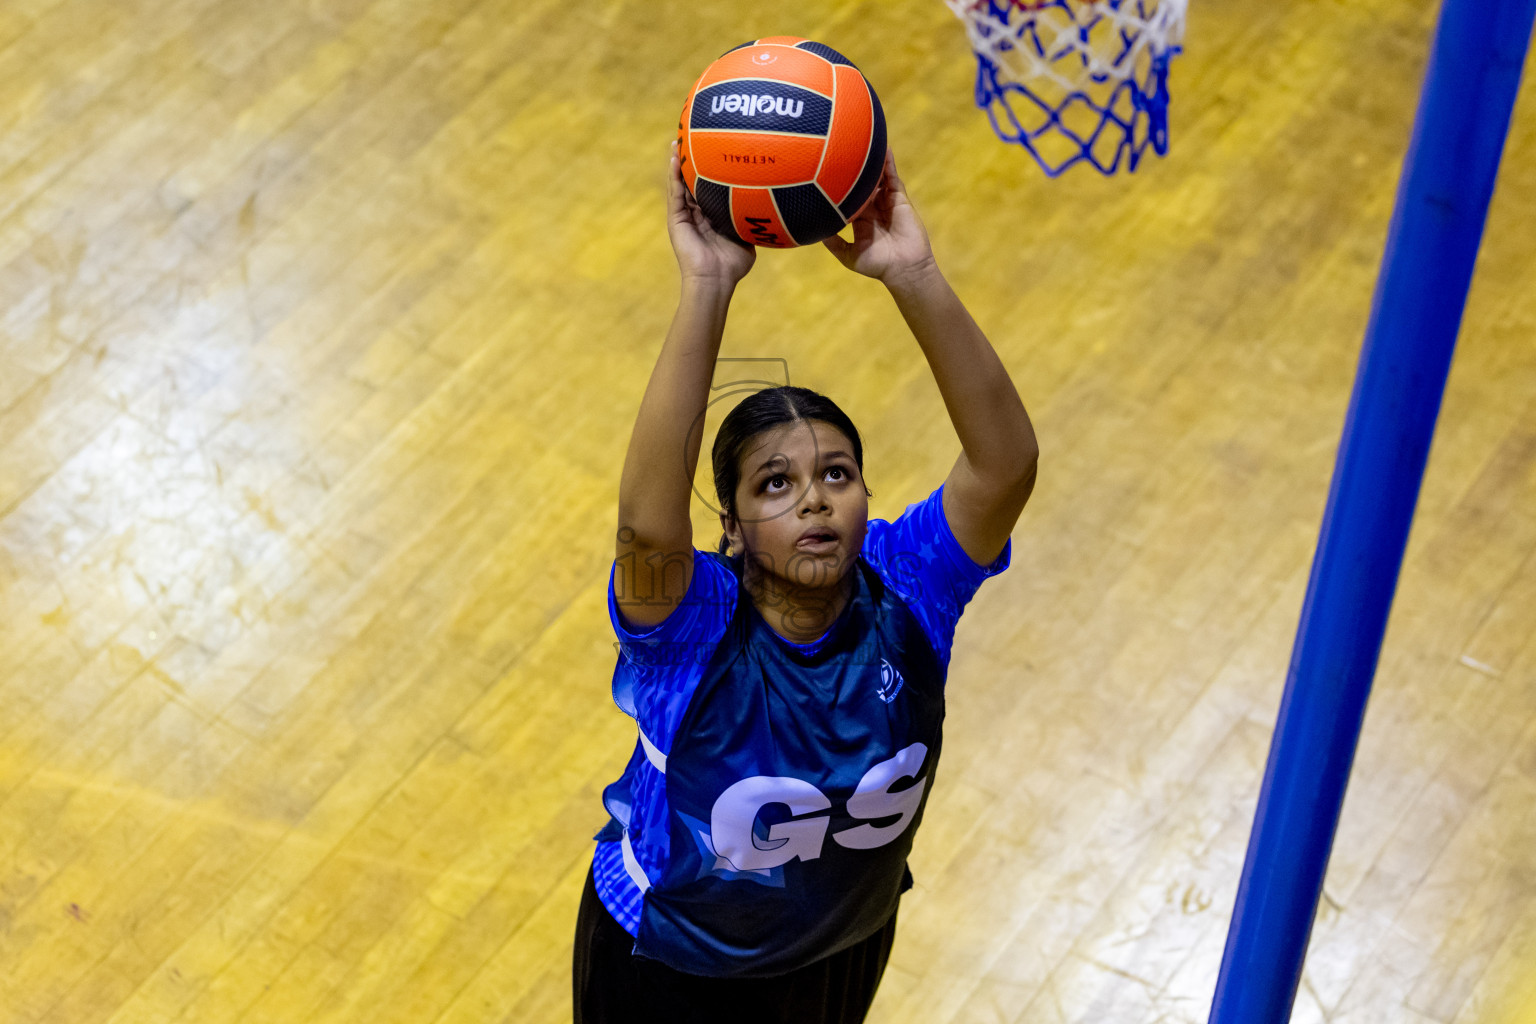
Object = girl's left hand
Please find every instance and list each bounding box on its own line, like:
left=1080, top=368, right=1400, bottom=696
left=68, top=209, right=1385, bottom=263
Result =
left=822, top=150, right=936, bottom=287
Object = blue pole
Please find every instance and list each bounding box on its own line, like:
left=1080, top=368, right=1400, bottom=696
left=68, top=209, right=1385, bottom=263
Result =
left=1207, top=1, right=1536, bottom=1022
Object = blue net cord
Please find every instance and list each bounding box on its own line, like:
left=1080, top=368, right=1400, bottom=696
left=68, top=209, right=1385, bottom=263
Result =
left=954, top=0, right=1184, bottom=177
left=974, top=48, right=1175, bottom=176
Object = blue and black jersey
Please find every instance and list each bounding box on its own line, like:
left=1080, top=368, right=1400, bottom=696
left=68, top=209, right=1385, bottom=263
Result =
left=592, top=484, right=1010, bottom=977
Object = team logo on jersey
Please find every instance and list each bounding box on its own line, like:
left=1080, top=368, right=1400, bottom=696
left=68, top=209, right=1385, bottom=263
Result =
left=683, top=745, right=930, bottom=883
left=877, top=659, right=905, bottom=703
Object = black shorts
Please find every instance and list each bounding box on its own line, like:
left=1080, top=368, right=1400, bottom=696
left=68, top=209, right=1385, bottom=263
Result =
left=572, top=864, right=899, bottom=1024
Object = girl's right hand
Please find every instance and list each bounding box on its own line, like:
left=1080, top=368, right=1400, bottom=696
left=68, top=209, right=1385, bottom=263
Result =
left=668, top=140, right=755, bottom=285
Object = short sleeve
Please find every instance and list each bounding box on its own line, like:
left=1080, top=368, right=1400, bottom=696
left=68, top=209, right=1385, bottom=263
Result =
left=862, top=483, right=1011, bottom=669
left=606, top=549, right=736, bottom=751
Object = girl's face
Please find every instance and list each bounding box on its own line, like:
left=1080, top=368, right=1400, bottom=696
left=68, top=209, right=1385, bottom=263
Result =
left=722, top=419, right=868, bottom=593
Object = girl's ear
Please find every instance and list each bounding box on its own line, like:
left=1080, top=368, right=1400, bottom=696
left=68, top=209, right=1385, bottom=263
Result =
left=719, top=510, right=739, bottom=553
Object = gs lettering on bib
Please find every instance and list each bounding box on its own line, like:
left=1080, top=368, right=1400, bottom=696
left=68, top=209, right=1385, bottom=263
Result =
left=633, top=556, right=946, bottom=978
left=705, top=743, right=930, bottom=870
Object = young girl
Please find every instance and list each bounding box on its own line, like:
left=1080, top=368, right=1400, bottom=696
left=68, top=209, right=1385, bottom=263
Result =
left=573, top=142, right=1038, bottom=1023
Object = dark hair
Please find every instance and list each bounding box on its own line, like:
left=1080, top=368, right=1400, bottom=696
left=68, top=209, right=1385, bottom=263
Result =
left=712, top=386, right=872, bottom=568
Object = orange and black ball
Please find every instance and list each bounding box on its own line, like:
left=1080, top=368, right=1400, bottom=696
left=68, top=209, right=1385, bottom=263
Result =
left=678, top=37, right=887, bottom=248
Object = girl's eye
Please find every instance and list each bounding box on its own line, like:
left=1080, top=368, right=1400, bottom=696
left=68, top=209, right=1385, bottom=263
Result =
left=762, top=467, right=850, bottom=493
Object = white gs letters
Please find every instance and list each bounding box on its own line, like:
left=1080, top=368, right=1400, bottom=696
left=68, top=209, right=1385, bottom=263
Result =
left=833, top=743, right=930, bottom=850
left=710, top=776, right=832, bottom=870
left=706, top=744, right=930, bottom=870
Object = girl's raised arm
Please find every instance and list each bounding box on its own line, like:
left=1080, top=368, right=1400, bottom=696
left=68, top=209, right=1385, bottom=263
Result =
left=614, top=145, right=755, bottom=631
left=824, top=150, right=1039, bottom=567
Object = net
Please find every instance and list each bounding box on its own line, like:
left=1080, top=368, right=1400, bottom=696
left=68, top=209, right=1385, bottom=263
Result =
left=944, top=0, right=1188, bottom=176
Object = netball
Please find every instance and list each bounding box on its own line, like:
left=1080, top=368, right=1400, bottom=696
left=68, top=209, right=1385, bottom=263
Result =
left=678, top=37, right=887, bottom=248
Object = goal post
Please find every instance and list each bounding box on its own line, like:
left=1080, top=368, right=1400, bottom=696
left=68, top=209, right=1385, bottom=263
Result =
left=1207, top=1, right=1536, bottom=1021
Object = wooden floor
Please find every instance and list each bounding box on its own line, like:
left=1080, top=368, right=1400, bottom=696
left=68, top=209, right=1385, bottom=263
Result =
left=1, top=0, right=1534, bottom=1021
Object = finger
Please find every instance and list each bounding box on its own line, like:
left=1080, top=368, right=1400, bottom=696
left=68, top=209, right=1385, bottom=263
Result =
left=881, top=149, right=905, bottom=195
left=860, top=185, right=889, bottom=222
left=852, top=212, right=875, bottom=247
left=667, top=155, right=686, bottom=213
left=848, top=190, right=881, bottom=227
left=822, top=232, right=853, bottom=263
